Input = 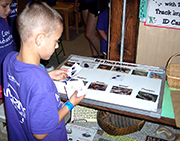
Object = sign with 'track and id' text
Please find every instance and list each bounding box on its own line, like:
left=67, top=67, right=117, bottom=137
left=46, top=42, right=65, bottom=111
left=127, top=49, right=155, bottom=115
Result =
left=145, top=0, right=180, bottom=30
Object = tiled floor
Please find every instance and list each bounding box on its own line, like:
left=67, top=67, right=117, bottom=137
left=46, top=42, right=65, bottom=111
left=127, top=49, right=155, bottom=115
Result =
left=48, top=29, right=92, bottom=68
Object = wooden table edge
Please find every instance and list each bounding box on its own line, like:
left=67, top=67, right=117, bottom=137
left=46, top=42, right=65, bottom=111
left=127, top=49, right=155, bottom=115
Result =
left=60, top=97, right=177, bottom=128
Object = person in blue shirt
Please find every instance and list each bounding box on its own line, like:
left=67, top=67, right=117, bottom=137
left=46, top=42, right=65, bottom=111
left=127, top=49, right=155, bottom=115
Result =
left=3, top=2, right=85, bottom=140
left=0, top=0, right=14, bottom=104
left=97, top=8, right=109, bottom=58
left=9, top=0, right=34, bottom=51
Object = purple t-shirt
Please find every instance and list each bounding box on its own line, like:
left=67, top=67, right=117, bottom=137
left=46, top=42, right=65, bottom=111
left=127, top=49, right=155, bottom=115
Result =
left=3, top=51, right=67, bottom=141
left=9, top=0, right=17, bottom=34
left=0, top=18, right=14, bottom=85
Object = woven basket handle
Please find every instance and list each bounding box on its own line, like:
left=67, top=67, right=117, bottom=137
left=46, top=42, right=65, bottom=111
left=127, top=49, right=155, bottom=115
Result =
left=165, top=52, right=180, bottom=69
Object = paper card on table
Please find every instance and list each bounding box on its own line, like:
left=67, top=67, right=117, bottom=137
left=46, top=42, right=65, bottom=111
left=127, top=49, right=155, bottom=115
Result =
left=171, top=91, right=180, bottom=128
left=67, top=63, right=82, bottom=77
left=65, top=79, right=86, bottom=99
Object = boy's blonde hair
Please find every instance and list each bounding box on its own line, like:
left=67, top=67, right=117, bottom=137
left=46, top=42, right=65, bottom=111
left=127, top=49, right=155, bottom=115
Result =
left=17, top=1, right=63, bottom=43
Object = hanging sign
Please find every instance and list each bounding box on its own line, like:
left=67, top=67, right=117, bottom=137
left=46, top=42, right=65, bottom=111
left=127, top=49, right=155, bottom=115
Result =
left=145, top=0, right=180, bottom=30
left=139, top=0, right=148, bottom=18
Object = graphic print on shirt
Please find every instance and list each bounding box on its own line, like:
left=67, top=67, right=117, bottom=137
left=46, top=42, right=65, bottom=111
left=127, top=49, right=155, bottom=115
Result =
left=7, top=72, right=20, bottom=86
left=4, top=73, right=26, bottom=124
left=0, top=29, right=13, bottom=49
left=9, top=2, right=17, bottom=19
left=55, top=93, right=61, bottom=107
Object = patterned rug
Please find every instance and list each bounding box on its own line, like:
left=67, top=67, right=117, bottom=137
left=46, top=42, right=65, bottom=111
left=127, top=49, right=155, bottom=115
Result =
left=104, top=133, right=137, bottom=141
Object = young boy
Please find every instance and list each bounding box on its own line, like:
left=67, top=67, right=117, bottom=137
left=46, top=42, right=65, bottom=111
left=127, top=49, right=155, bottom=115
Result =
left=3, top=1, right=85, bottom=141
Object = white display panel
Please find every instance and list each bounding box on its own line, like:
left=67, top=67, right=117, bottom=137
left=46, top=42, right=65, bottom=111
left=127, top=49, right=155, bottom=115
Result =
left=54, top=54, right=166, bottom=118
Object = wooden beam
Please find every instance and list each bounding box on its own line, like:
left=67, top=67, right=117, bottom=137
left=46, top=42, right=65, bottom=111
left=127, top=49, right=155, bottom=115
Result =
left=109, top=0, right=140, bottom=63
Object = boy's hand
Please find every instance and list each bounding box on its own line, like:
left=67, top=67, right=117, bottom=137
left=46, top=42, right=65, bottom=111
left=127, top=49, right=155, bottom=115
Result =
left=48, top=68, right=69, bottom=81
left=69, top=91, right=85, bottom=106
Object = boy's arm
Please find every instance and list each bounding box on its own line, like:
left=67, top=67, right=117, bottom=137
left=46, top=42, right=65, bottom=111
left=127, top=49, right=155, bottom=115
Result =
left=48, top=68, right=68, bottom=81
left=58, top=91, right=85, bottom=124
left=33, top=91, right=85, bottom=140
left=98, top=30, right=107, bottom=41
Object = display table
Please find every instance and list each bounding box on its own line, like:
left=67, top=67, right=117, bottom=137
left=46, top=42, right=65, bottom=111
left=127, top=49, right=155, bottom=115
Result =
left=55, top=54, right=177, bottom=127
left=51, top=2, right=79, bottom=41
left=59, top=83, right=177, bottom=127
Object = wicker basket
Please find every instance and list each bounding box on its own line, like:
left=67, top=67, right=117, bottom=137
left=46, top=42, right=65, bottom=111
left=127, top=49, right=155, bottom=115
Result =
left=166, top=52, right=180, bottom=89
left=97, top=111, right=145, bottom=136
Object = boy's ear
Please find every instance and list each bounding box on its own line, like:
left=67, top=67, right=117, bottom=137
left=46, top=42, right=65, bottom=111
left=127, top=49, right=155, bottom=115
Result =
left=35, top=33, right=45, bottom=46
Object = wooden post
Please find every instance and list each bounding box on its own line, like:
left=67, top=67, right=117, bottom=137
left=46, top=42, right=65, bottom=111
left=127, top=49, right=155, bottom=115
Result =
left=109, top=0, right=140, bottom=63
